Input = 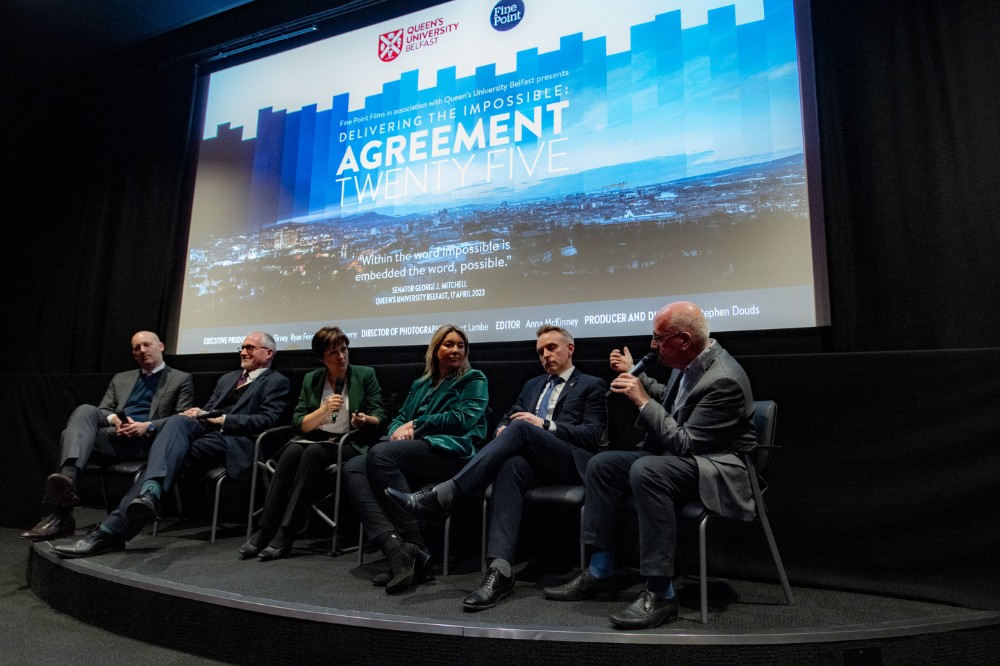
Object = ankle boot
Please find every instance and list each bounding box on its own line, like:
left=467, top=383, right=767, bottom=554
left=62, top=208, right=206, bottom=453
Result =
left=381, top=535, right=420, bottom=594
left=372, top=547, right=434, bottom=587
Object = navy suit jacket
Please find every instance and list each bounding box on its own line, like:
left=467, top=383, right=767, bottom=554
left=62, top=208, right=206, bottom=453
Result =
left=499, top=367, right=607, bottom=479
left=205, top=368, right=290, bottom=480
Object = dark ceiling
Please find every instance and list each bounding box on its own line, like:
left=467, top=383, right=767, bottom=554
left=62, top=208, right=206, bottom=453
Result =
left=3, top=0, right=422, bottom=83
left=5, top=0, right=255, bottom=61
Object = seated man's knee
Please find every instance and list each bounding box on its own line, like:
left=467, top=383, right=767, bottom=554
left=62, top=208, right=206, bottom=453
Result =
left=585, top=450, right=615, bottom=481
left=629, top=455, right=659, bottom=487
left=503, top=420, right=532, bottom=438
left=496, top=454, right=532, bottom=482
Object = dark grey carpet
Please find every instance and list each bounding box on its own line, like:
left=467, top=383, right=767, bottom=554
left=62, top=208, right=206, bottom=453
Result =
left=26, top=508, right=986, bottom=640
left=0, top=520, right=223, bottom=665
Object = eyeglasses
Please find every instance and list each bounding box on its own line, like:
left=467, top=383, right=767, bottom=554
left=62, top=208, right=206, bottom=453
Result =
left=651, top=331, right=684, bottom=344
left=239, top=344, right=271, bottom=353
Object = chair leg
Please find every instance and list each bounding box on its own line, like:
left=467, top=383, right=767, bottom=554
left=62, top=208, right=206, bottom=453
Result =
left=331, top=445, right=344, bottom=555
left=246, top=462, right=258, bottom=541
left=210, top=475, right=225, bottom=544
left=698, top=514, right=709, bottom=624
left=579, top=504, right=586, bottom=572
left=481, top=496, right=489, bottom=573
left=443, top=514, right=451, bottom=576
left=358, top=523, right=365, bottom=565
left=747, top=461, right=795, bottom=607
left=757, top=506, right=795, bottom=606
left=152, top=483, right=184, bottom=537
left=99, top=475, right=111, bottom=514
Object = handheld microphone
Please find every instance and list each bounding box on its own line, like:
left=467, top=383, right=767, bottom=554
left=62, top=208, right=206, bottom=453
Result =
left=195, top=409, right=224, bottom=420
left=606, top=352, right=658, bottom=396
left=332, top=378, right=345, bottom=422
left=628, top=352, right=658, bottom=375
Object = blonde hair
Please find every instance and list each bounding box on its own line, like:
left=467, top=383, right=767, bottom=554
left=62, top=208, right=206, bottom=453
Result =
left=421, top=324, right=471, bottom=380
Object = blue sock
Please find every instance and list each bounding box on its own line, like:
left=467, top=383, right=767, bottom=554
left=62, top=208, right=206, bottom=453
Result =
left=647, top=576, right=676, bottom=600
left=588, top=550, right=614, bottom=579
left=140, top=479, right=163, bottom=500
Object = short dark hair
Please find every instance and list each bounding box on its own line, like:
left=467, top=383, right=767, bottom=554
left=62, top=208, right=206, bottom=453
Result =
left=311, top=326, right=350, bottom=359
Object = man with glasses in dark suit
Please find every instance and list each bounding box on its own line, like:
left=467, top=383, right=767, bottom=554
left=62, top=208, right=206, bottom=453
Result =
left=52, top=331, right=290, bottom=558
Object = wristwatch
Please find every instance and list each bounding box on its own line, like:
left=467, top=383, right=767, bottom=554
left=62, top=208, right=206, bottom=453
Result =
left=146, top=422, right=155, bottom=433
left=543, top=419, right=551, bottom=431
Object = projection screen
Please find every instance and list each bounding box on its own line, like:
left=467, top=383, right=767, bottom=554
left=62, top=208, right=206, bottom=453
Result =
left=175, top=0, right=827, bottom=353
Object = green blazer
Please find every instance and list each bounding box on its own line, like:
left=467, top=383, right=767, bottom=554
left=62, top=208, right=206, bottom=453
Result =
left=292, top=365, right=387, bottom=454
left=388, top=368, right=489, bottom=459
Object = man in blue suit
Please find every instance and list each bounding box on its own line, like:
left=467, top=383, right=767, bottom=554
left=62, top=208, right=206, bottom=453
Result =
left=53, top=331, right=290, bottom=558
left=387, top=325, right=607, bottom=610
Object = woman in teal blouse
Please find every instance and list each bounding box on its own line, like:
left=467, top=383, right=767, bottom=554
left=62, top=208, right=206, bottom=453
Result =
left=344, top=324, right=488, bottom=593
left=239, top=326, right=385, bottom=560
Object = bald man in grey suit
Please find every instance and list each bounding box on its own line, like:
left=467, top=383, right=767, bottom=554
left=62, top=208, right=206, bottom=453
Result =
left=544, top=302, right=756, bottom=630
left=19, top=331, right=194, bottom=542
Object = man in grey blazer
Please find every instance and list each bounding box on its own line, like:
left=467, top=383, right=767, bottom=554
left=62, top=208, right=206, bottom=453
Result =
left=20, top=331, right=194, bottom=542
left=52, top=331, right=290, bottom=558
left=543, top=302, right=756, bottom=630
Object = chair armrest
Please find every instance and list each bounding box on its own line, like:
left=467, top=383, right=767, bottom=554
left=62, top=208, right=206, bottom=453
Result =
left=253, top=425, right=294, bottom=464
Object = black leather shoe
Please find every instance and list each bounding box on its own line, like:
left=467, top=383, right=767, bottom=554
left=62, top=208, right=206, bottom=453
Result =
left=19, top=513, right=76, bottom=541
left=43, top=473, right=81, bottom=508
left=384, top=486, right=450, bottom=520
left=543, top=569, right=620, bottom=601
left=51, top=528, right=125, bottom=559
left=463, top=567, right=515, bottom=611
left=372, top=547, right=434, bottom=587
left=609, top=590, right=679, bottom=629
left=125, top=491, right=160, bottom=525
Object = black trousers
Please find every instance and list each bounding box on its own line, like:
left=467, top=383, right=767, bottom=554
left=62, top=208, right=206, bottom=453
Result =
left=344, top=438, right=464, bottom=547
left=258, top=436, right=360, bottom=533
left=452, top=420, right=585, bottom=562
left=580, top=450, right=699, bottom=578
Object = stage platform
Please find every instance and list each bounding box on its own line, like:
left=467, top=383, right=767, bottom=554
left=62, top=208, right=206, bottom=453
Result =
left=25, top=509, right=1000, bottom=664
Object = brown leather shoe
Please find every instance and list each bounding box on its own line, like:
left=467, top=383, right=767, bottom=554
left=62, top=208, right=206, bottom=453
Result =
left=43, top=473, right=81, bottom=508
left=19, top=513, right=77, bottom=541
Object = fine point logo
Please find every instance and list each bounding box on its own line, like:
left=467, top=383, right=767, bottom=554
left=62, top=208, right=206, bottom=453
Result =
left=490, top=0, right=524, bottom=32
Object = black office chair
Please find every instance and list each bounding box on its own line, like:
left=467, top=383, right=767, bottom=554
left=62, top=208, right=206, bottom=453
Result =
left=85, top=461, right=183, bottom=537
left=679, top=399, right=795, bottom=623
left=480, top=483, right=586, bottom=573
left=85, top=461, right=147, bottom=513
left=246, top=426, right=362, bottom=555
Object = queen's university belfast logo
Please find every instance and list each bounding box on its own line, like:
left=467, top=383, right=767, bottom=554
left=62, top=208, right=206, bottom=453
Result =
left=378, top=29, right=403, bottom=62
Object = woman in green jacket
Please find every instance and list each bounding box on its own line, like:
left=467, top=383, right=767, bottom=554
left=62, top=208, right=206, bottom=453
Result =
left=239, top=326, right=385, bottom=560
left=344, top=324, right=488, bottom=593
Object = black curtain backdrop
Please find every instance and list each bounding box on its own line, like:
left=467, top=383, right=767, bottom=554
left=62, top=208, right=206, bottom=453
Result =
left=2, top=0, right=999, bottom=613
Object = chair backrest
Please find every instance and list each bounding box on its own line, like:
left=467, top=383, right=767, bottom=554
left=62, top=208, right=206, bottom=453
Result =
left=750, top=400, right=778, bottom=475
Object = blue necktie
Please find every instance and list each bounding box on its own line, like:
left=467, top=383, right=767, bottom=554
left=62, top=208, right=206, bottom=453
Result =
left=535, top=376, right=564, bottom=418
